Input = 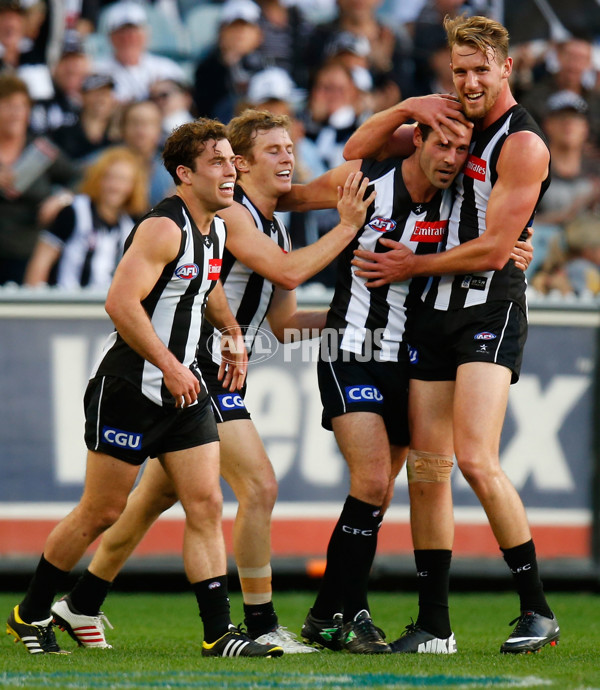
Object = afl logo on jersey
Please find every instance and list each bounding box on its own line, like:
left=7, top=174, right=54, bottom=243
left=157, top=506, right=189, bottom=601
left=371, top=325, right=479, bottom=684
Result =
left=175, top=263, right=199, bottom=280
left=474, top=331, right=497, bottom=340
left=367, top=217, right=397, bottom=233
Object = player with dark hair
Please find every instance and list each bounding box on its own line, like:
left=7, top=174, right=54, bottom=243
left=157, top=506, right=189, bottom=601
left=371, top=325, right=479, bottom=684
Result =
left=7, top=118, right=282, bottom=658
left=43, top=110, right=373, bottom=654
left=347, top=14, right=559, bottom=654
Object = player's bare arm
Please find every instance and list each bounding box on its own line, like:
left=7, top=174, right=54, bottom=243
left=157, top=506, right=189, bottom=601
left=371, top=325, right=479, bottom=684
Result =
left=205, top=279, right=248, bottom=392
left=266, top=287, right=327, bottom=343
left=224, top=168, right=374, bottom=290
left=343, top=95, right=472, bottom=162
left=105, top=216, right=200, bottom=407
left=353, top=132, right=549, bottom=287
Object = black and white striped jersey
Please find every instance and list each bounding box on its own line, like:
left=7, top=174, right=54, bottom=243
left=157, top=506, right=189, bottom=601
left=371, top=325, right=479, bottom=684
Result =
left=41, top=194, right=133, bottom=289
left=422, top=104, right=550, bottom=312
left=198, top=185, right=291, bottom=367
left=326, top=157, right=454, bottom=362
left=92, top=195, right=226, bottom=407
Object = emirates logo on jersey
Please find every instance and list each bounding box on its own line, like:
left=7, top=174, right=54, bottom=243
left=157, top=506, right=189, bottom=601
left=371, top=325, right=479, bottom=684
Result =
left=411, top=220, right=447, bottom=242
left=207, top=258, right=222, bottom=280
left=464, top=154, right=487, bottom=181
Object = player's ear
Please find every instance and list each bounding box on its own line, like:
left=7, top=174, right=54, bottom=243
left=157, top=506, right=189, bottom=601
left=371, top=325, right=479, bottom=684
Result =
left=234, top=154, right=250, bottom=174
left=175, top=164, right=192, bottom=185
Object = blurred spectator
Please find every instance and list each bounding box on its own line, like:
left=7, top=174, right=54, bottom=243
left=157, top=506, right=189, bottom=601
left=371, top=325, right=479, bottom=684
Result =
left=302, top=58, right=364, bottom=170
left=193, top=0, right=265, bottom=122
left=0, top=0, right=53, bottom=99
left=148, top=77, right=194, bottom=143
left=25, top=146, right=148, bottom=289
left=51, top=72, right=117, bottom=163
left=518, top=35, right=600, bottom=150
left=255, top=0, right=314, bottom=88
left=92, top=1, right=186, bottom=103
left=530, top=90, right=600, bottom=276
left=305, top=0, right=415, bottom=98
left=411, top=0, right=467, bottom=95
left=119, top=99, right=173, bottom=207
left=538, top=91, right=600, bottom=226
left=30, top=37, right=90, bottom=135
left=0, top=73, right=78, bottom=285
left=531, top=214, right=600, bottom=297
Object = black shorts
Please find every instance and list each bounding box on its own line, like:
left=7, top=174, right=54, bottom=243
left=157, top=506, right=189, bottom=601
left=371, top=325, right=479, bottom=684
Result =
left=405, top=301, right=528, bottom=384
left=84, top=375, right=219, bottom=465
left=200, top=355, right=251, bottom=423
left=317, top=348, right=410, bottom=447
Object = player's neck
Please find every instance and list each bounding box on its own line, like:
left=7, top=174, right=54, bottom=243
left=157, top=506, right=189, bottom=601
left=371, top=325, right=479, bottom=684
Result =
left=176, top=189, right=216, bottom=234
left=402, top=157, right=438, bottom=204
left=476, top=85, right=517, bottom=131
left=238, top=180, right=278, bottom=220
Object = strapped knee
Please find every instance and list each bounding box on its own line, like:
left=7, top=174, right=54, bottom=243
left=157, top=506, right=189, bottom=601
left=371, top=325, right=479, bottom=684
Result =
left=406, top=449, right=454, bottom=483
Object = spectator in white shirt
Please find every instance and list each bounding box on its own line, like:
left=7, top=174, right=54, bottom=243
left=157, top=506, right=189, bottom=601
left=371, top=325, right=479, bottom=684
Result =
left=93, top=1, right=185, bottom=103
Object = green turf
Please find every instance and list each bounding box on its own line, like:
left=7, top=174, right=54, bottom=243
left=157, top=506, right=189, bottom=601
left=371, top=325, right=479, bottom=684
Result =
left=1, top=591, right=599, bottom=689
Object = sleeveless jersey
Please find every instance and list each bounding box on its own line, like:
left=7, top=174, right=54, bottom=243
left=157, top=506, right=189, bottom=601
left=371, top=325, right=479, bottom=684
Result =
left=198, top=185, right=291, bottom=367
left=91, top=195, right=227, bottom=407
left=326, top=157, right=454, bottom=362
left=422, top=104, right=550, bottom=312
left=44, top=194, right=133, bottom=289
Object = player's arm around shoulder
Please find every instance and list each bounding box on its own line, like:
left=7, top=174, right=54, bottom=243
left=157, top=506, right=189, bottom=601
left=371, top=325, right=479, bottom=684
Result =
left=227, top=168, right=373, bottom=290
left=484, top=131, right=550, bottom=266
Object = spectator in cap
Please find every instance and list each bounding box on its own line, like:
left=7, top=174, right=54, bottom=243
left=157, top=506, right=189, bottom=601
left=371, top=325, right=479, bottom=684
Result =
left=92, top=1, right=185, bottom=103
left=148, top=77, right=194, bottom=143
left=51, top=73, right=118, bottom=163
left=528, top=90, right=600, bottom=277
left=30, top=38, right=90, bottom=135
left=193, top=0, right=265, bottom=122
left=519, top=34, right=600, bottom=151
left=0, top=0, right=53, bottom=99
left=304, top=0, right=414, bottom=99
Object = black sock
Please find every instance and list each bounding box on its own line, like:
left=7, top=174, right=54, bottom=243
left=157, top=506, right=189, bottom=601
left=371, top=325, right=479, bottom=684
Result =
left=311, top=506, right=348, bottom=619
left=501, top=539, right=552, bottom=618
left=69, top=569, right=112, bottom=616
left=414, top=549, right=452, bottom=639
left=312, top=495, right=382, bottom=623
left=192, top=575, right=231, bottom=643
left=20, top=555, right=70, bottom=622
left=244, top=601, right=278, bottom=638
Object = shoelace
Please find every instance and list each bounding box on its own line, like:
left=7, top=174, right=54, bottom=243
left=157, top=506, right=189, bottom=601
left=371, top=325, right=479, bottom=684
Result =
left=355, top=617, right=384, bottom=642
left=400, top=618, right=420, bottom=638
left=38, top=622, right=61, bottom=652
left=273, top=626, right=300, bottom=643
left=507, top=612, right=532, bottom=634
left=95, top=612, right=114, bottom=633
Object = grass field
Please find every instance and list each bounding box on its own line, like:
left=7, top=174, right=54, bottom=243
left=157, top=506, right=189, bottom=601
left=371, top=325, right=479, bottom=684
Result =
left=1, top=590, right=599, bottom=690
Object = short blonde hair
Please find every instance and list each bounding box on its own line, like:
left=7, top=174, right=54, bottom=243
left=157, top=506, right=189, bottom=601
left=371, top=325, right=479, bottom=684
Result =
left=444, top=14, right=510, bottom=63
left=79, top=147, right=148, bottom=217
left=227, top=109, right=291, bottom=162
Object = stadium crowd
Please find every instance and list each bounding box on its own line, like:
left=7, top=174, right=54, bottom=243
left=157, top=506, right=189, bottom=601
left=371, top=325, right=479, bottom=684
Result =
left=0, top=0, right=599, bottom=294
